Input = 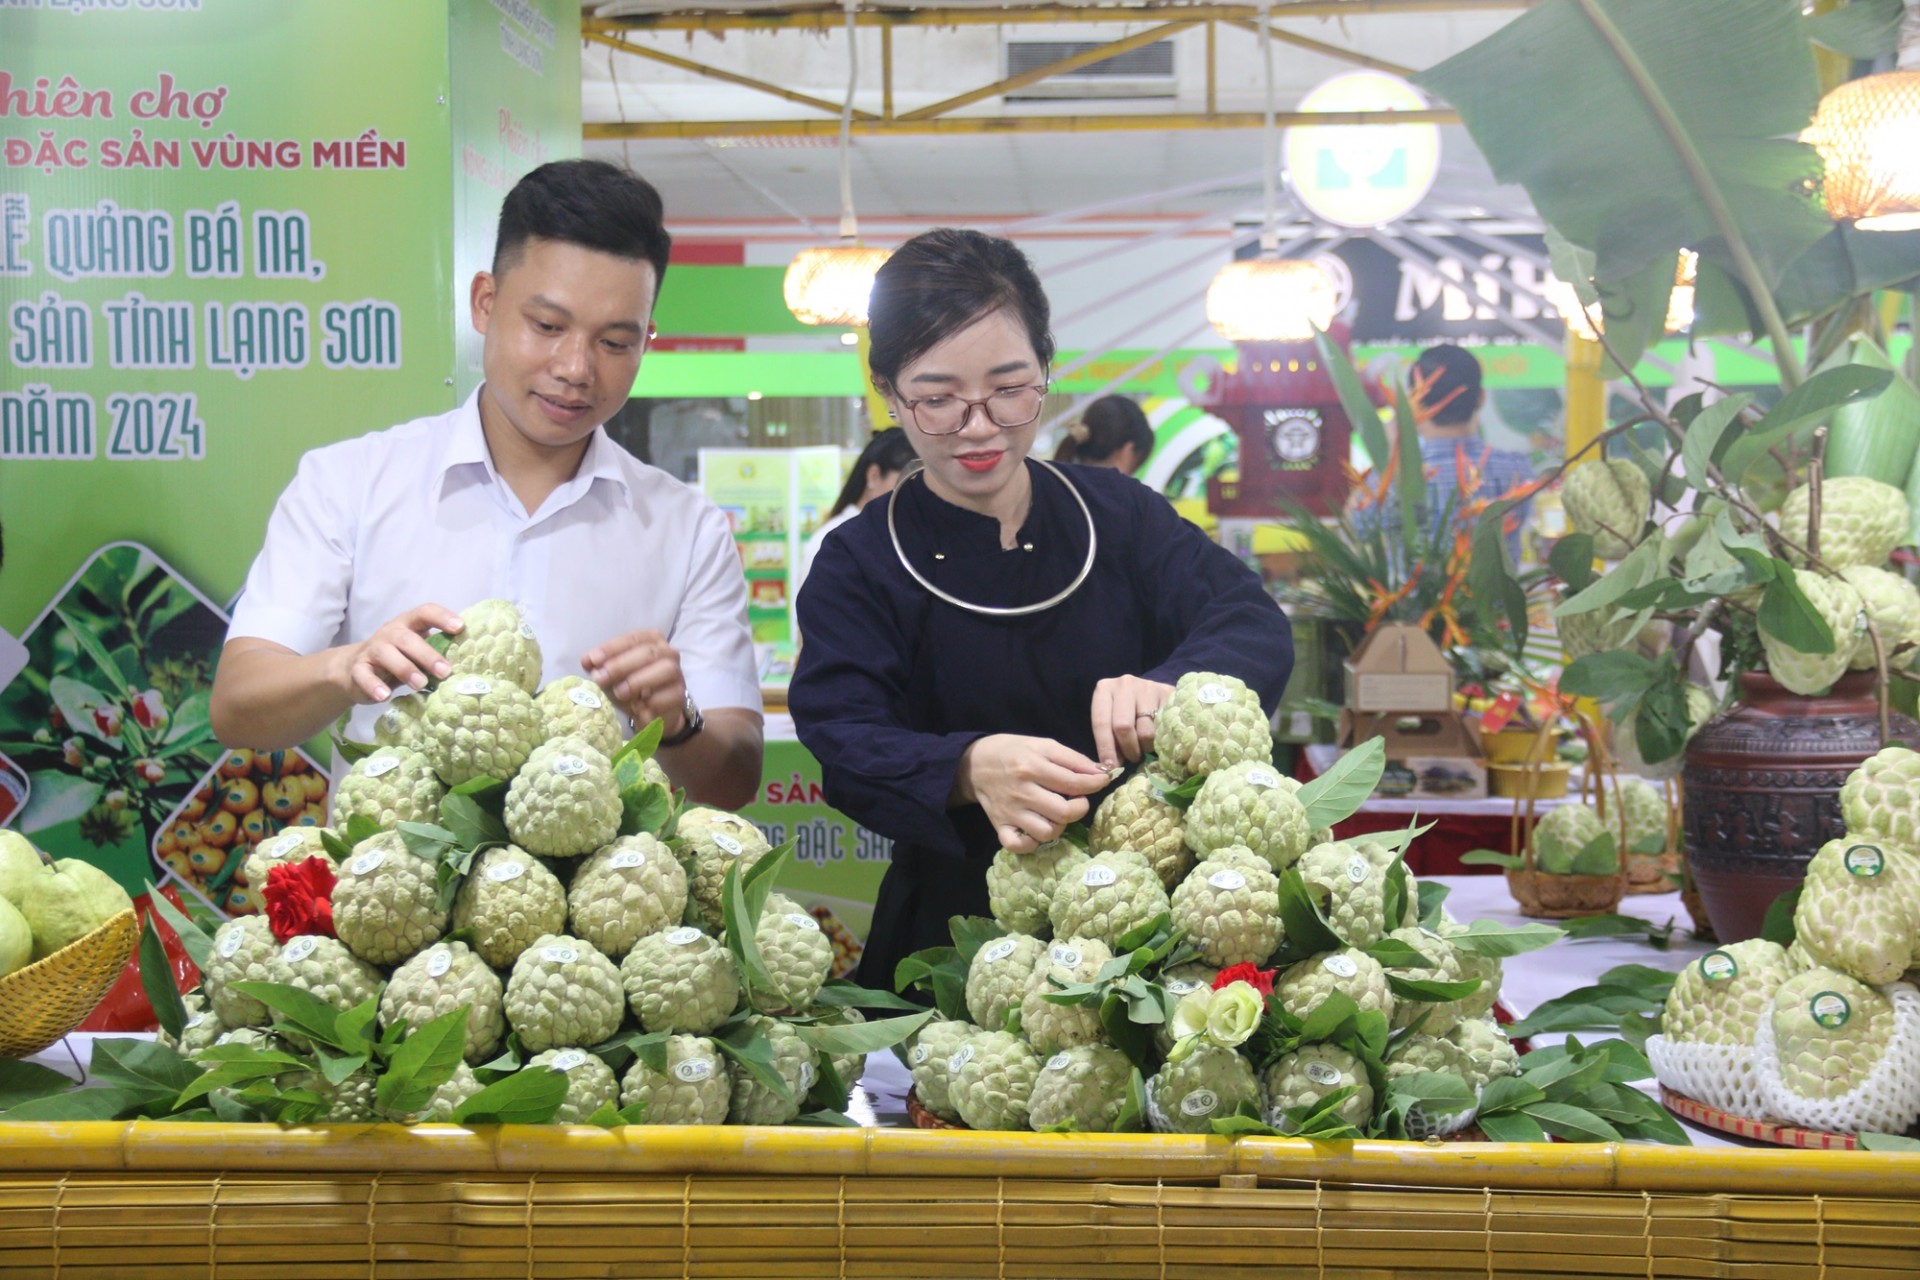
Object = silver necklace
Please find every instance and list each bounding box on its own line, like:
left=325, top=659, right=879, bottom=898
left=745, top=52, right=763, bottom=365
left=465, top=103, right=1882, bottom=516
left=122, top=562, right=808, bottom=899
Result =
left=886, top=459, right=1098, bottom=618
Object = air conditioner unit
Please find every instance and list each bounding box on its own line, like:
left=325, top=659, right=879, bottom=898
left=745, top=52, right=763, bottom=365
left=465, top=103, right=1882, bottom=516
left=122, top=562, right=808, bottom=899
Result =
left=1003, top=40, right=1176, bottom=101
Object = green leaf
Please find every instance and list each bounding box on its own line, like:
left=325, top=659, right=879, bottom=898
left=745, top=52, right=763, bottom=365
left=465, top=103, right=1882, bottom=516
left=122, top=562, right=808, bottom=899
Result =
left=0, top=1059, right=79, bottom=1111
left=320, top=829, right=356, bottom=864
left=793, top=1108, right=863, bottom=1128
left=1380, top=855, right=1410, bottom=942
left=1366, top=937, right=1437, bottom=970
left=173, top=1059, right=298, bottom=1111
left=1475, top=1075, right=1546, bottom=1117
left=1099, top=991, right=1157, bottom=1072
left=807, top=979, right=927, bottom=1014
left=722, top=843, right=793, bottom=997
left=1521, top=1100, right=1621, bottom=1143
left=1, top=1087, right=150, bottom=1122
left=1362, top=820, right=1437, bottom=857
left=589, top=1028, right=671, bottom=1076
left=453, top=1068, right=570, bottom=1125
left=438, top=793, right=507, bottom=850
left=1386, top=1070, right=1476, bottom=1120
left=1276, top=868, right=1344, bottom=957
left=1562, top=913, right=1674, bottom=944
left=793, top=1010, right=932, bottom=1057
left=1444, top=920, right=1566, bottom=958
left=376, top=1007, right=470, bottom=1117
left=89, top=1038, right=202, bottom=1099
left=713, top=1022, right=795, bottom=1104
left=893, top=947, right=969, bottom=1022
left=1549, top=533, right=1597, bottom=594
left=1114, top=910, right=1172, bottom=956
left=1469, top=498, right=1531, bottom=653
left=192, top=1044, right=308, bottom=1068
left=1860, top=1131, right=1920, bottom=1152
left=1210, top=1112, right=1287, bottom=1138
left=617, top=781, right=674, bottom=839
left=1806, top=0, right=1906, bottom=57
left=1680, top=394, right=1753, bottom=490
left=1315, top=327, right=1390, bottom=478
left=1554, top=533, right=1665, bottom=617
left=342, top=813, right=380, bottom=848
left=139, top=914, right=187, bottom=1043
left=312, top=1046, right=370, bottom=1088
left=1295, top=737, right=1386, bottom=830
left=1150, top=770, right=1204, bottom=812
left=1387, top=975, right=1482, bottom=1004
left=1473, top=1110, right=1549, bottom=1143
left=1724, top=364, right=1897, bottom=479
left=1458, top=849, right=1525, bottom=871
left=1759, top=568, right=1837, bottom=655
left=1560, top=651, right=1661, bottom=704
left=337, top=996, right=380, bottom=1056
left=142, top=883, right=215, bottom=976
left=1416, top=879, right=1451, bottom=929
left=610, top=715, right=666, bottom=767
left=1571, top=832, right=1621, bottom=876
left=1761, top=885, right=1802, bottom=947
left=1504, top=982, right=1671, bottom=1038
left=949, top=915, right=1009, bottom=965
left=230, top=980, right=346, bottom=1051
left=1113, top=1068, right=1147, bottom=1134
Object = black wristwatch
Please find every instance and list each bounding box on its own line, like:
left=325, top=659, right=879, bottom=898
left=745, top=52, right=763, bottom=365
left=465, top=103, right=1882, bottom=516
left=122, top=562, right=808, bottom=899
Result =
left=660, top=691, right=704, bottom=747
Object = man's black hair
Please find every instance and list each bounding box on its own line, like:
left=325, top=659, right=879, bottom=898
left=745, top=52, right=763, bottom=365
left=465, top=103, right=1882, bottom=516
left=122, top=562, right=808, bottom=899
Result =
left=1411, top=343, right=1483, bottom=426
left=492, top=159, right=671, bottom=296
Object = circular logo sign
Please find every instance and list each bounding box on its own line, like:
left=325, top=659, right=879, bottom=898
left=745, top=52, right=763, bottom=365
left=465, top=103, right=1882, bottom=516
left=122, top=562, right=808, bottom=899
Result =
left=1197, top=683, right=1233, bottom=705
left=518, top=619, right=536, bottom=639
left=1047, top=1053, right=1072, bottom=1072
left=1050, top=945, right=1082, bottom=969
left=1811, top=992, right=1851, bottom=1029
left=282, top=936, right=319, bottom=964
left=551, top=755, right=590, bottom=778
left=1181, top=1089, right=1220, bottom=1117
left=786, top=913, right=820, bottom=932
left=797, top=1062, right=815, bottom=1091
left=218, top=926, right=244, bottom=959
left=910, top=1045, right=931, bottom=1066
left=455, top=677, right=492, bottom=697
left=1083, top=865, right=1118, bottom=888
left=1844, top=845, right=1886, bottom=878
left=542, top=944, right=578, bottom=965
left=569, top=686, right=603, bottom=710
left=1269, top=414, right=1323, bottom=465
left=1346, top=856, right=1370, bottom=885
left=363, top=753, right=401, bottom=778
left=1245, top=768, right=1281, bottom=790
left=713, top=833, right=743, bottom=856
left=1700, top=951, right=1738, bottom=982
left=667, top=927, right=703, bottom=946
left=1209, top=869, right=1248, bottom=891
left=486, top=860, right=525, bottom=883
left=982, top=939, right=1019, bottom=964
left=1323, top=955, right=1359, bottom=979
left=1283, top=71, right=1440, bottom=229
left=268, top=832, right=305, bottom=859
left=948, top=1045, right=975, bottom=1074
left=674, top=1059, right=714, bottom=1083
left=186, top=1013, right=206, bottom=1030
left=426, top=947, right=453, bottom=978
left=349, top=849, right=387, bottom=877
left=549, top=1049, right=589, bottom=1072
left=1305, top=1061, right=1342, bottom=1086
left=610, top=849, right=647, bottom=870
left=1165, top=978, right=1201, bottom=996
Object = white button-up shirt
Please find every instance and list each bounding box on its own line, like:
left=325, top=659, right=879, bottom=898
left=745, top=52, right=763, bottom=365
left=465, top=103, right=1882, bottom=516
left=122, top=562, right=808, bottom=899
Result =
left=228, top=388, right=760, bottom=742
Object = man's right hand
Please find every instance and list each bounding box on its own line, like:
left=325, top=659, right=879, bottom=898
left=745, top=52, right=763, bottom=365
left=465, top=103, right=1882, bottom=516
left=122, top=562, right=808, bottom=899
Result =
left=954, top=734, right=1111, bottom=854
left=331, top=604, right=462, bottom=703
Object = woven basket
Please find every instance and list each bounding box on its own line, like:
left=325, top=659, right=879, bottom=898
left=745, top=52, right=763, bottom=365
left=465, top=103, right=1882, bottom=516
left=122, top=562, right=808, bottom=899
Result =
left=0, top=909, right=138, bottom=1058
left=1504, top=865, right=1627, bottom=919
left=905, top=1087, right=965, bottom=1130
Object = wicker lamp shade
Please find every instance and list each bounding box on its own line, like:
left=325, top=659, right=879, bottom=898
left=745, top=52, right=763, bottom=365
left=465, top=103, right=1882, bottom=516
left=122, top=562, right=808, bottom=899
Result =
left=782, top=244, right=889, bottom=327
left=1803, top=70, right=1920, bottom=231
left=1547, top=250, right=1697, bottom=342
left=1205, top=256, right=1340, bottom=344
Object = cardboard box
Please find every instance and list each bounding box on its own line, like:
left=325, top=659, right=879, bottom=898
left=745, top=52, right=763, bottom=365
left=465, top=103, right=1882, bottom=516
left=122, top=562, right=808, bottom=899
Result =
left=1340, top=709, right=1488, bottom=800
left=1343, top=622, right=1454, bottom=714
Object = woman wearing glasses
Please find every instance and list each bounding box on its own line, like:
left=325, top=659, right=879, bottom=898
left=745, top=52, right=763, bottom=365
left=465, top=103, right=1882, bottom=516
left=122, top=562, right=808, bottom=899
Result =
left=789, top=228, right=1292, bottom=988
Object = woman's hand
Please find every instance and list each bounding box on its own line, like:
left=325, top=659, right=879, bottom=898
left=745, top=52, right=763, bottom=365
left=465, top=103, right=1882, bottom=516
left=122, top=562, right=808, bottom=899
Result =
left=1090, top=675, right=1174, bottom=768
left=954, top=734, right=1111, bottom=853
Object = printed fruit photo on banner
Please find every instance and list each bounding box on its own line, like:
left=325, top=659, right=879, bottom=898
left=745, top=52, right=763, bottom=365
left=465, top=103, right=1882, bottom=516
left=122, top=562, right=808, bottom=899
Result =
left=0, top=544, right=230, bottom=900
left=151, top=747, right=331, bottom=918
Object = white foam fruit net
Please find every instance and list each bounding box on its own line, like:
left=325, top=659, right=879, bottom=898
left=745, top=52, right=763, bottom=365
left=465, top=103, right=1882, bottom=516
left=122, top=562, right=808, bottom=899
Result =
left=1754, top=982, right=1920, bottom=1136
left=1645, top=1034, right=1773, bottom=1119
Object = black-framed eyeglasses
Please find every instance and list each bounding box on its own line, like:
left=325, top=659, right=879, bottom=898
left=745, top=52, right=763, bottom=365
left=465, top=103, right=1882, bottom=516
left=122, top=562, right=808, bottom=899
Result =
left=898, top=383, right=1049, bottom=436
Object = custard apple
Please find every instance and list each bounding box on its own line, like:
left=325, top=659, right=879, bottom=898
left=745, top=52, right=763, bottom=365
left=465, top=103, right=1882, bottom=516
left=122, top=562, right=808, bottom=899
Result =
left=534, top=676, right=626, bottom=758
left=1610, top=776, right=1671, bottom=886
left=1020, top=936, right=1115, bottom=1054
left=420, top=675, right=541, bottom=786
left=527, top=1048, right=621, bottom=1124
left=1027, top=1044, right=1134, bottom=1132
left=1276, top=948, right=1394, bottom=1022
left=568, top=833, right=688, bottom=959
left=1048, top=848, right=1169, bottom=950
left=286, top=1067, right=379, bottom=1124
left=1529, top=802, right=1612, bottom=874
left=204, top=914, right=280, bottom=1027
left=1263, top=1044, right=1373, bottom=1133
left=728, top=1014, right=819, bottom=1125
left=986, top=837, right=1088, bottom=937
left=1842, top=565, right=1920, bottom=670
left=1296, top=840, right=1412, bottom=948
left=1184, top=761, right=1311, bottom=870
left=380, top=940, right=505, bottom=1064
left=413, top=1062, right=485, bottom=1122
left=1662, top=938, right=1792, bottom=1045
left=620, top=1035, right=731, bottom=1125
left=1779, top=476, right=1911, bottom=570
left=502, top=934, right=625, bottom=1054
left=621, top=925, right=741, bottom=1034
left=1770, top=967, right=1896, bottom=1100
left=750, top=892, right=834, bottom=1013
left=1153, top=672, right=1273, bottom=783
left=1144, top=1041, right=1259, bottom=1134
left=1787, top=939, right=1820, bottom=975
left=371, top=684, right=429, bottom=752
left=1563, top=459, right=1650, bottom=559
left=676, top=809, right=771, bottom=932
left=1386, top=1032, right=1475, bottom=1086
left=1382, top=925, right=1464, bottom=1036
left=1558, top=604, right=1640, bottom=662
left=452, top=846, right=568, bottom=970
left=1170, top=853, right=1282, bottom=967
left=442, top=598, right=543, bottom=694
left=332, top=830, right=449, bottom=966
left=1446, top=1016, right=1520, bottom=1089
left=966, top=932, right=1044, bottom=1032
left=267, top=934, right=383, bottom=1019
left=816, top=1006, right=867, bottom=1089
left=1434, top=917, right=1501, bottom=1020
left=1760, top=569, right=1864, bottom=696
left=906, top=1020, right=977, bottom=1121
left=1614, top=683, right=1717, bottom=780
left=157, top=993, right=226, bottom=1057
left=505, top=735, right=620, bottom=858
left=950, top=1029, right=1042, bottom=1131
left=1089, top=772, right=1190, bottom=889
left=1842, top=746, right=1920, bottom=846
left=240, top=827, right=331, bottom=895
left=331, top=746, right=446, bottom=831
left=1793, top=838, right=1920, bottom=985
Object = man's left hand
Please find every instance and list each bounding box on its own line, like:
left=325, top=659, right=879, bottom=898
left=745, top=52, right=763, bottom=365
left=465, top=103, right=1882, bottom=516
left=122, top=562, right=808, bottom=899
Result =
left=583, top=629, right=688, bottom=737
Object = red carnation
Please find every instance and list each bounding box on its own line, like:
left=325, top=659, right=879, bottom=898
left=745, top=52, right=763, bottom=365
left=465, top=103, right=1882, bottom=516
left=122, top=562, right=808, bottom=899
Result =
left=264, top=855, right=337, bottom=942
left=1212, top=962, right=1276, bottom=996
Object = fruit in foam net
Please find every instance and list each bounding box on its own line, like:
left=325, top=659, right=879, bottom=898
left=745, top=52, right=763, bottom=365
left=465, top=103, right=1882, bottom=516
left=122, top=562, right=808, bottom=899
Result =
left=1263, top=1044, right=1373, bottom=1133
left=905, top=1020, right=976, bottom=1121
left=986, top=837, right=1087, bottom=937
left=1153, top=672, right=1273, bottom=783
left=1791, top=838, right=1920, bottom=986
left=1145, top=1040, right=1259, bottom=1134
left=1661, top=938, right=1792, bottom=1045
left=1778, top=476, right=1911, bottom=570
left=1770, top=967, right=1895, bottom=1100
left=1446, top=1017, right=1520, bottom=1089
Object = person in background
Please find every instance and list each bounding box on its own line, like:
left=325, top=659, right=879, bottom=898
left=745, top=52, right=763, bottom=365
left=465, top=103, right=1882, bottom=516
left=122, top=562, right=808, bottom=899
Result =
left=793, top=427, right=916, bottom=607
left=210, top=159, right=764, bottom=807
left=1052, top=394, right=1155, bottom=474
left=1396, top=343, right=1539, bottom=561
left=788, top=228, right=1292, bottom=989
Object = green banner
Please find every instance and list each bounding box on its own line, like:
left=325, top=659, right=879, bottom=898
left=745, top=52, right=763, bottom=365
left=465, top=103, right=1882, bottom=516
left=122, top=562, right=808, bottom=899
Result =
left=747, top=738, right=889, bottom=974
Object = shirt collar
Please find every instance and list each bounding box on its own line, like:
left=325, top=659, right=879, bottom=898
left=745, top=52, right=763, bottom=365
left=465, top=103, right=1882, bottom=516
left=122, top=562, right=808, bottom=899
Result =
left=431, top=386, right=631, bottom=509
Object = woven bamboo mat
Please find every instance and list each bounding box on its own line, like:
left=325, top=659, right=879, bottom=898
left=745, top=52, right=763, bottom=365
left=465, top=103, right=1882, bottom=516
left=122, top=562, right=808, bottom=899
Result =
left=5, top=1170, right=1920, bottom=1279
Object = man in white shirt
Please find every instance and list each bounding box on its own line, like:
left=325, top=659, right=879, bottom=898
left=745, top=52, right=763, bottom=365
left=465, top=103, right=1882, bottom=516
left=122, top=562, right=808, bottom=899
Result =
left=211, top=160, right=763, bottom=808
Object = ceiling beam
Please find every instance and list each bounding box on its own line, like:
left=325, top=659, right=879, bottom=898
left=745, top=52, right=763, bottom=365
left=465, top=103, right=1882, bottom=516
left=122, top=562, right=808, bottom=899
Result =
left=585, top=30, right=878, bottom=119
left=1227, top=17, right=1418, bottom=76
left=586, top=1, right=1533, bottom=35
left=586, top=106, right=1460, bottom=138
left=897, top=19, right=1200, bottom=121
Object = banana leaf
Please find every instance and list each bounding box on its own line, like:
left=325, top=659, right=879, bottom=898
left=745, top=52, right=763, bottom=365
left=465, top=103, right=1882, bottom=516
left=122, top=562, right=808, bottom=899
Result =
left=1416, top=0, right=1832, bottom=378
left=1818, top=335, right=1920, bottom=486
left=1694, top=225, right=1920, bottom=336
